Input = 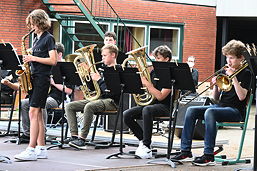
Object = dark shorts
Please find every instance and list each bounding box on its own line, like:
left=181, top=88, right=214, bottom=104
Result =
left=29, top=75, right=50, bottom=108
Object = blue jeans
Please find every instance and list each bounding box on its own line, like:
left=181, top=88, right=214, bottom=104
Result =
left=181, top=104, right=242, bottom=154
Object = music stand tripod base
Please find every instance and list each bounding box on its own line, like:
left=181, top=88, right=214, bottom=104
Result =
left=148, top=61, right=196, bottom=168
left=47, top=62, right=81, bottom=150
left=147, top=158, right=183, bottom=168
left=103, top=66, right=144, bottom=159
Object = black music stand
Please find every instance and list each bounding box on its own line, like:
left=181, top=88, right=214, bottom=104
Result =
left=104, top=66, right=144, bottom=159
left=147, top=61, right=195, bottom=168
left=47, top=62, right=81, bottom=150
left=0, top=43, right=21, bottom=163
left=235, top=51, right=257, bottom=171
left=0, top=43, right=22, bottom=137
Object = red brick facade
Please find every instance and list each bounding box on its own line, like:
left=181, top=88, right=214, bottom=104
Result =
left=0, top=0, right=47, bottom=55
left=0, top=0, right=216, bottom=81
left=107, top=0, right=217, bottom=81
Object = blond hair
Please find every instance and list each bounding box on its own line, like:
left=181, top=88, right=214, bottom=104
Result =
left=101, top=44, right=119, bottom=58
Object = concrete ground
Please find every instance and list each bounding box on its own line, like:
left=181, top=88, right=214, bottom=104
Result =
left=0, top=138, right=253, bottom=171
left=0, top=105, right=256, bottom=171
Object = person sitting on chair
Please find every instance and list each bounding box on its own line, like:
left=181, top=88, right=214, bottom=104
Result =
left=1, top=70, right=17, bottom=104
left=123, top=45, right=172, bottom=159
left=171, top=39, right=252, bottom=166
left=2, top=42, right=72, bottom=143
left=65, top=44, right=120, bottom=149
left=93, top=31, right=127, bottom=64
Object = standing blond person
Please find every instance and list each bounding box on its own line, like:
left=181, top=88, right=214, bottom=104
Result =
left=15, top=9, right=57, bottom=161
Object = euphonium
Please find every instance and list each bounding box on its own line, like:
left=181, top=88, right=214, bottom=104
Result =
left=73, top=44, right=101, bottom=101
left=16, top=30, right=34, bottom=93
left=122, top=46, right=155, bottom=106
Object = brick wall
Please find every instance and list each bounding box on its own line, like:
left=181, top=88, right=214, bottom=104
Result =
left=0, top=0, right=216, bottom=81
left=106, top=0, right=217, bottom=81
left=0, top=0, right=47, bottom=55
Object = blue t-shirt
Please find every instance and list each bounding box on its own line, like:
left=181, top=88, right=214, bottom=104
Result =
left=31, top=31, right=56, bottom=76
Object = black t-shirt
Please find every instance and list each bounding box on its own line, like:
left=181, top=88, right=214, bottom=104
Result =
left=48, top=85, right=73, bottom=105
left=97, top=66, right=121, bottom=105
left=151, top=70, right=171, bottom=106
left=219, top=68, right=252, bottom=117
left=31, top=31, right=56, bottom=76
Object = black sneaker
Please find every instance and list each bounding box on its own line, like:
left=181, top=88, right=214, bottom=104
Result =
left=19, top=134, right=30, bottom=144
left=171, top=151, right=193, bottom=162
left=7, top=134, right=29, bottom=144
left=69, top=138, right=86, bottom=149
left=63, top=136, right=78, bottom=144
left=192, top=154, right=216, bottom=166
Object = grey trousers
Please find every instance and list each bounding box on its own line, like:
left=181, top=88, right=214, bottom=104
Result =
left=21, top=96, right=59, bottom=136
left=65, top=98, right=117, bottom=139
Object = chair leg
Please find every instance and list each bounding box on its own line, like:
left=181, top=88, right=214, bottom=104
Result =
left=86, top=112, right=121, bottom=149
left=5, top=91, right=18, bottom=136
left=65, top=122, right=69, bottom=140
left=90, top=114, right=99, bottom=142
left=214, top=127, right=250, bottom=165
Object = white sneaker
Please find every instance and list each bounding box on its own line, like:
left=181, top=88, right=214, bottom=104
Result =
left=35, top=146, right=48, bottom=159
left=135, top=145, right=152, bottom=159
left=14, top=147, right=37, bottom=161
left=135, top=141, right=144, bottom=154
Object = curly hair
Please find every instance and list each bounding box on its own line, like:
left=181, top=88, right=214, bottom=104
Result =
left=222, top=40, right=246, bottom=58
left=55, top=42, right=64, bottom=54
left=26, top=9, right=51, bottom=31
left=152, top=45, right=172, bottom=60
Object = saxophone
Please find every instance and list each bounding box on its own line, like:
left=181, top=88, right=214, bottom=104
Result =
left=16, top=30, right=34, bottom=93
left=73, top=44, right=101, bottom=101
left=122, top=46, right=155, bottom=106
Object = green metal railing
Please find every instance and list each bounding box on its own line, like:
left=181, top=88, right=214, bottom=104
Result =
left=42, top=0, right=143, bottom=53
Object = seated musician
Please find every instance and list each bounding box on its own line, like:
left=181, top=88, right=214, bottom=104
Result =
left=1, top=70, right=17, bottom=104
left=123, top=45, right=172, bottom=159
left=93, top=31, right=127, bottom=64
left=65, top=44, right=120, bottom=149
left=1, top=42, right=72, bottom=143
left=171, top=40, right=252, bottom=166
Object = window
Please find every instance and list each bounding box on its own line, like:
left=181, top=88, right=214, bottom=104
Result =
left=149, top=27, right=180, bottom=59
left=114, top=25, right=146, bottom=53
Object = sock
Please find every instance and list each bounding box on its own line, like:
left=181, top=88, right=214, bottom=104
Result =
left=36, top=146, right=46, bottom=150
left=26, top=147, right=35, bottom=151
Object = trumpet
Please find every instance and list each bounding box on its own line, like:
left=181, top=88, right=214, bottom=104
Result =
left=183, top=60, right=248, bottom=105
